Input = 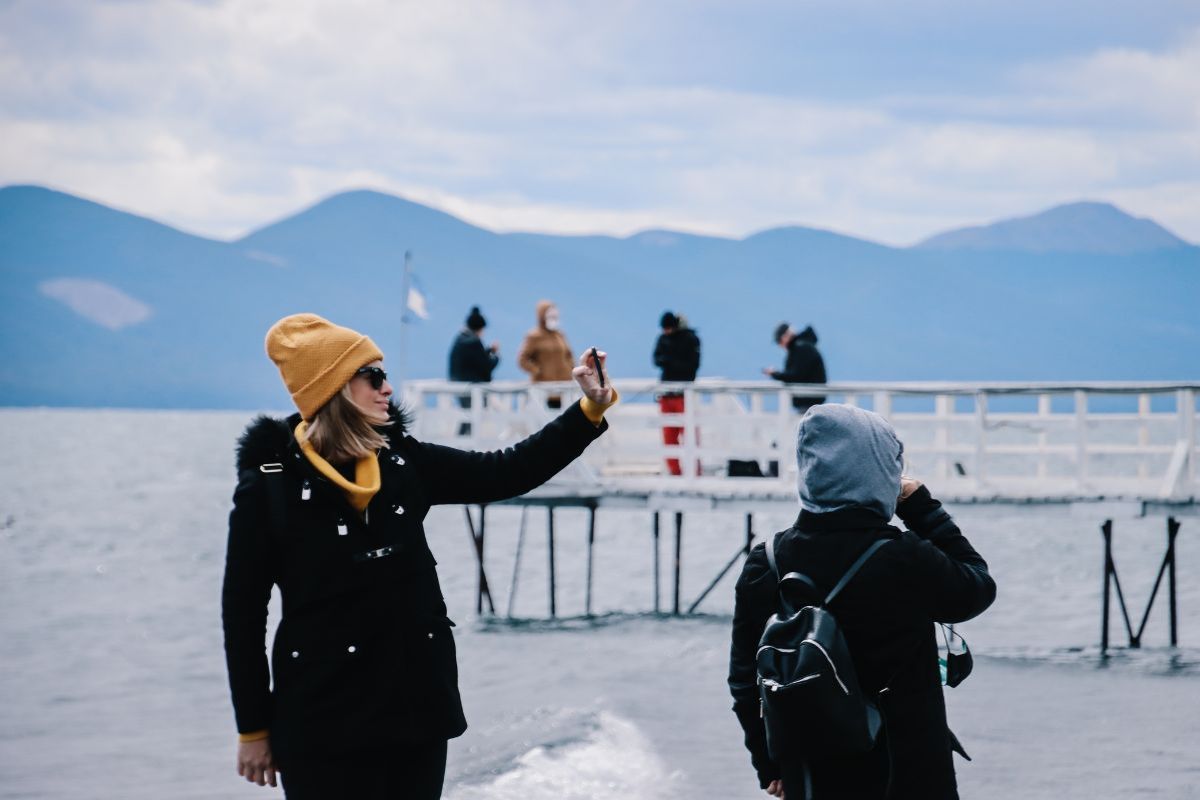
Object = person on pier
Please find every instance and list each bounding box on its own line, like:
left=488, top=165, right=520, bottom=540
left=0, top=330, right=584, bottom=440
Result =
left=448, top=305, right=500, bottom=436
left=222, top=313, right=616, bottom=798
left=517, top=299, right=575, bottom=408
left=653, top=310, right=701, bottom=475
left=448, top=305, right=500, bottom=384
left=728, top=404, right=996, bottom=799
left=764, top=322, right=827, bottom=411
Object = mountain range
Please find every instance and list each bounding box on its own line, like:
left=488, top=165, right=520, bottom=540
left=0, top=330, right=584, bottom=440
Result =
left=1, top=185, right=1196, bottom=409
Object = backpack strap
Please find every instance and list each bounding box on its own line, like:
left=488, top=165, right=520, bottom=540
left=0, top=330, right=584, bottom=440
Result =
left=823, top=538, right=891, bottom=606
left=764, top=531, right=781, bottom=580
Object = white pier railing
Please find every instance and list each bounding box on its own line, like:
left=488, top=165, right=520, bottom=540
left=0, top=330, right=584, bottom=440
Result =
left=403, top=379, right=1200, bottom=509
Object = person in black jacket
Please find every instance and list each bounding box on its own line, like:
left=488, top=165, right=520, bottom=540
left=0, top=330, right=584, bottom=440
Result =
left=448, top=306, right=499, bottom=383
left=653, top=311, right=701, bottom=475
left=223, top=313, right=617, bottom=798
left=764, top=322, right=827, bottom=410
left=729, top=404, right=996, bottom=799
left=653, top=311, right=701, bottom=383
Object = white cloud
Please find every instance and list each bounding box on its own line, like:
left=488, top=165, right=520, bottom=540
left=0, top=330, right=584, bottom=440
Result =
left=0, top=4, right=1197, bottom=244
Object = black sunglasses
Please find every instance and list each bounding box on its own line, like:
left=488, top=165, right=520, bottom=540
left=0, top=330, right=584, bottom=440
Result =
left=354, top=366, right=388, bottom=390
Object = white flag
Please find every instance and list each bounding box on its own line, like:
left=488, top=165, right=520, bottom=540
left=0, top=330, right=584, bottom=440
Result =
left=406, top=285, right=429, bottom=320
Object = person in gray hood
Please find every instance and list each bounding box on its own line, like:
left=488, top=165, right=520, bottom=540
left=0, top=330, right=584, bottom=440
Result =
left=728, top=405, right=996, bottom=799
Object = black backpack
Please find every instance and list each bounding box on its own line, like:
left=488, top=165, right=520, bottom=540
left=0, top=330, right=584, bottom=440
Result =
left=757, top=532, right=890, bottom=761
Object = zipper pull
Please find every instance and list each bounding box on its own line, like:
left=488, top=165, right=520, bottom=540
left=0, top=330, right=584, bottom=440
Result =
left=760, top=697, right=764, bottom=718
left=337, top=519, right=348, bottom=536
left=301, top=480, right=311, bottom=501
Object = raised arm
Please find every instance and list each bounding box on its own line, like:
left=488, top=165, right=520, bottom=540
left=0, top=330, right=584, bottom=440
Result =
left=896, top=483, right=997, bottom=623
left=419, top=349, right=616, bottom=506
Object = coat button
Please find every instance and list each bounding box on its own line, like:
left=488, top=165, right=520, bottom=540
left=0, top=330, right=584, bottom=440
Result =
left=427, top=632, right=434, bottom=639
left=291, top=651, right=300, bottom=658
left=347, top=645, right=357, bottom=653
left=394, top=504, right=405, bottom=515
left=391, top=454, right=405, bottom=465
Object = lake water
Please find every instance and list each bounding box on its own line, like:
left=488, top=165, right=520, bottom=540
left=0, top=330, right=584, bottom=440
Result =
left=1, top=409, right=1197, bottom=799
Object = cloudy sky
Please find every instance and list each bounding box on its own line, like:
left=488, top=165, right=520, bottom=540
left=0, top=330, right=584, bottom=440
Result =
left=2, top=0, right=1198, bottom=245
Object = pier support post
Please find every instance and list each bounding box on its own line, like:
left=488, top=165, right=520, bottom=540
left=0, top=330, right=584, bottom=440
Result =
left=1168, top=517, right=1180, bottom=647
left=652, top=512, right=661, bottom=613
left=1101, top=519, right=1112, bottom=654
left=686, top=513, right=755, bottom=615
left=1100, top=517, right=1181, bottom=655
left=548, top=507, right=557, bottom=618
left=464, top=505, right=495, bottom=616
left=673, top=512, right=683, bottom=615
left=585, top=503, right=596, bottom=617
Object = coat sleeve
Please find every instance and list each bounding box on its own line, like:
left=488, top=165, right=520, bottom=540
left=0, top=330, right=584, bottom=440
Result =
left=895, top=485, right=997, bottom=623
left=652, top=334, right=669, bottom=371
left=221, top=470, right=276, bottom=735
left=729, top=542, right=781, bottom=789
left=414, top=400, right=607, bottom=506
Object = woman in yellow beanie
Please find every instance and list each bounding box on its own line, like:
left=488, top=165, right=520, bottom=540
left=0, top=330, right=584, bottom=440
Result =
left=222, top=313, right=616, bottom=798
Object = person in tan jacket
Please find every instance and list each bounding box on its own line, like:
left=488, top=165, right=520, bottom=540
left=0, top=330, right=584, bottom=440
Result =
left=517, top=300, right=575, bottom=408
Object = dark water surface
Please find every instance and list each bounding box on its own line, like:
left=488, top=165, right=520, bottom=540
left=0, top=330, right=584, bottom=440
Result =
left=1, top=409, right=1196, bottom=799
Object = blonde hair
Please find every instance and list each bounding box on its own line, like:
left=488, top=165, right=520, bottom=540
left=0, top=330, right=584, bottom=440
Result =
left=301, top=383, right=391, bottom=463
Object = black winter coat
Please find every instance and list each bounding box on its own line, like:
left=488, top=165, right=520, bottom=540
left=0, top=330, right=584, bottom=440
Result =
left=728, top=487, right=996, bottom=799
left=222, top=402, right=607, bottom=758
left=653, top=328, right=701, bottom=382
left=448, top=330, right=499, bottom=382
left=771, top=326, right=826, bottom=407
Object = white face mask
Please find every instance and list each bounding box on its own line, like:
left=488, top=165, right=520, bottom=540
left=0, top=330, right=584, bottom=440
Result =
left=544, top=313, right=560, bottom=331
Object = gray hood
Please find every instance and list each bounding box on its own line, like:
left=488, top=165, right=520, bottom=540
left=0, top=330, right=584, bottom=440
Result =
left=796, top=404, right=904, bottom=520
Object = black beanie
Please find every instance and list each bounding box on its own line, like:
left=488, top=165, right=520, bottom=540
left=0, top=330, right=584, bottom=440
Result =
left=660, top=311, right=679, bottom=329
left=773, top=322, right=790, bottom=343
left=466, top=306, right=486, bottom=331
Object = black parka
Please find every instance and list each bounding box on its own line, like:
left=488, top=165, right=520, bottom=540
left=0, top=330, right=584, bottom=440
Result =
left=448, top=330, right=499, bottom=382
left=728, top=487, right=996, bottom=798
left=222, top=401, right=607, bottom=758
left=653, top=327, right=701, bottom=382
left=770, top=326, right=827, bottom=408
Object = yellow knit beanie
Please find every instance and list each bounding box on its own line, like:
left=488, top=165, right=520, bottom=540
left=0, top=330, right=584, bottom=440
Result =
left=265, top=313, right=384, bottom=420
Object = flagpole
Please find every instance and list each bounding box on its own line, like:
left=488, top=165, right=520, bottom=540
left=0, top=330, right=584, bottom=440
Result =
left=397, top=249, right=412, bottom=386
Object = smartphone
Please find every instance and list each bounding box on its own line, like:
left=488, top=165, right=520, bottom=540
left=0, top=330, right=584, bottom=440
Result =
left=589, top=347, right=606, bottom=388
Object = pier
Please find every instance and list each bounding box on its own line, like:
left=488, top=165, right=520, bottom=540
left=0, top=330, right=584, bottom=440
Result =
left=404, top=379, right=1198, bottom=650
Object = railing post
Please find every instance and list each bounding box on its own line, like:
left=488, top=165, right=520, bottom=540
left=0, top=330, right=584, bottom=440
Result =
left=1037, top=394, right=1051, bottom=481
left=974, top=392, right=988, bottom=487
left=470, top=384, right=483, bottom=443
left=683, top=385, right=698, bottom=480
left=934, top=394, right=952, bottom=481
left=1075, top=390, right=1089, bottom=491
left=1181, top=389, right=1197, bottom=489
left=874, top=391, right=892, bottom=422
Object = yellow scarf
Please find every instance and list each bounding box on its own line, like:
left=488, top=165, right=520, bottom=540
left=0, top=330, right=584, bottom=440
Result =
left=294, top=422, right=381, bottom=512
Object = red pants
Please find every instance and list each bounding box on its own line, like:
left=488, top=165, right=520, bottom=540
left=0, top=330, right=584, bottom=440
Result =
left=659, top=394, right=697, bottom=476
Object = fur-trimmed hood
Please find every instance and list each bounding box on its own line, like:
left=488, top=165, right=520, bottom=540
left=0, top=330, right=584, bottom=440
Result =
left=235, top=402, right=411, bottom=473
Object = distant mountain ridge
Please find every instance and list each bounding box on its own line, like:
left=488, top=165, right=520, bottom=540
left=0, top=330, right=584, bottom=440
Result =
left=1, top=184, right=1197, bottom=409
left=916, top=201, right=1190, bottom=255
